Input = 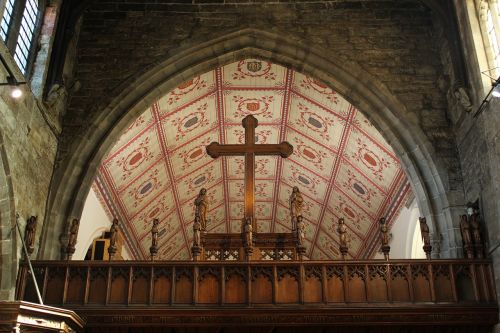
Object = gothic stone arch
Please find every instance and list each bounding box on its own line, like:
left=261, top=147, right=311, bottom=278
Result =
left=41, top=29, right=459, bottom=260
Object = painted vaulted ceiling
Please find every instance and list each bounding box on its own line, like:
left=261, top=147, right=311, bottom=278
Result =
left=92, top=59, right=411, bottom=260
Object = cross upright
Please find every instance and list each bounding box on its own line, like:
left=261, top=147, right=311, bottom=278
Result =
left=206, top=115, right=293, bottom=230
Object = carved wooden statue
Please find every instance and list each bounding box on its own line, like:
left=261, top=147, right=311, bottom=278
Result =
left=66, top=219, right=80, bottom=260
left=419, top=217, right=432, bottom=259
left=191, top=215, right=202, bottom=261
left=150, top=219, right=159, bottom=260
left=108, top=218, right=119, bottom=260
left=460, top=214, right=474, bottom=259
left=194, top=188, right=209, bottom=231
left=379, top=217, right=390, bottom=260
left=337, top=218, right=348, bottom=259
left=244, top=217, right=253, bottom=247
left=470, top=213, right=484, bottom=259
left=296, top=215, right=305, bottom=246
left=24, top=216, right=37, bottom=257
left=289, top=186, right=303, bottom=230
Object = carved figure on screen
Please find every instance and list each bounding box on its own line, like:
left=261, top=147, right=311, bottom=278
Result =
left=193, top=216, right=202, bottom=248
left=108, top=218, right=119, bottom=259
left=66, top=218, right=80, bottom=259
left=296, top=215, right=306, bottom=246
left=194, top=188, right=208, bottom=231
left=150, top=218, right=159, bottom=259
left=470, top=213, right=484, bottom=258
left=24, top=216, right=37, bottom=256
left=289, top=186, right=303, bottom=230
left=460, top=214, right=472, bottom=246
left=419, top=217, right=430, bottom=247
left=419, top=217, right=432, bottom=259
left=379, top=218, right=389, bottom=246
left=244, top=217, right=253, bottom=247
left=337, top=218, right=347, bottom=248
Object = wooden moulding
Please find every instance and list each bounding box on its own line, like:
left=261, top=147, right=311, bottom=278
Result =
left=0, top=301, right=85, bottom=333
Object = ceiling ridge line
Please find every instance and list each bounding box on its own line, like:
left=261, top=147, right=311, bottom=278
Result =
left=308, top=105, right=356, bottom=259
left=152, top=102, right=191, bottom=260
left=166, top=125, right=217, bottom=154
left=350, top=120, right=400, bottom=162
left=291, top=89, right=348, bottom=122
left=103, top=115, right=158, bottom=164
left=286, top=125, right=340, bottom=154
left=114, top=156, right=166, bottom=194
left=98, top=161, right=145, bottom=259
left=215, top=66, right=232, bottom=233
left=374, top=167, right=406, bottom=220
left=361, top=169, right=407, bottom=259
left=270, top=67, right=293, bottom=233
left=158, top=88, right=217, bottom=122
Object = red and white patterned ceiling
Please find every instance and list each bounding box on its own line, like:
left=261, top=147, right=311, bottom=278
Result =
left=92, top=59, right=411, bottom=260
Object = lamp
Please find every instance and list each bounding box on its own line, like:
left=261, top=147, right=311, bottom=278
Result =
left=473, top=70, right=500, bottom=118
left=0, top=53, right=26, bottom=99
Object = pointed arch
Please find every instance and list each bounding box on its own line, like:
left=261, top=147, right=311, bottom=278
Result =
left=41, top=28, right=457, bottom=259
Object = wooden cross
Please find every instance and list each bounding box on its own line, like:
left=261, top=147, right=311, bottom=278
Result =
left=206, top=115, right=293, bottom=229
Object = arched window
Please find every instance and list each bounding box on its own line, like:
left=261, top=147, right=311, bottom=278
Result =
left=0, top=0, right=43, bottom=76
left=477, top=0, right=500, bottom=78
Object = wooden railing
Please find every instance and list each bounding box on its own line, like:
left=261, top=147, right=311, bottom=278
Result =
left=15, top=259, right=498, bottom=327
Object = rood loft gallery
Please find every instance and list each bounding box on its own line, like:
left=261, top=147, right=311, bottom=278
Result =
left=0, top=1, right=499, bottom=332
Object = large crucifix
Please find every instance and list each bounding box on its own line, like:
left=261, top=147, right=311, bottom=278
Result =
left=206, top=115, right=293, bottom=230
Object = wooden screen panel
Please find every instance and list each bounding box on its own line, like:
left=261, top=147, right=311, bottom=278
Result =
left=251, top=275, right=272, bottom=303
left=391, top=276, right=410, bottom=302
left=23, top=269, right=45, bottom=303
left=326, top=276, right=344, bottom=302
left=304, top=275, right=322, bottom=303
left=412, top=276, right=431, bottom=302
left=434, top=275, right=453, bottom=302
left=174, top=276, right=193, bottom=304
left=225, top=275, right=246, bottom=304
left=109, top=272, right=128, bottom=304
left=348, top=276, right=366, bottom=302
left=66, top=271, right=86, bottom=304
left=198, top=274, right=219, bottom=304
left=368, top=277, right=388, bottom=302
left=455, top=271, right=474, bottom=302
left=131, top=276, right=149, bottom=304
left=45, top=269, right=65, bottom=305
left=88, top=275, right=107, bottom=304
left=276, top=274, right=299, bottom=303
left=153, top=276, right=171, bottom=304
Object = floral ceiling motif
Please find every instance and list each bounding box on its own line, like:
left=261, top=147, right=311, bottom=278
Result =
left=93, top=59, right=411, bottom=260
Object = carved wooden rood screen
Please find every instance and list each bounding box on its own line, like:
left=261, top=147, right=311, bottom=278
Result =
left=12, top=116, right=499, bottom=332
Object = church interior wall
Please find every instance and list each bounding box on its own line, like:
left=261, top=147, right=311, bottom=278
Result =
left=42, top=0, right=466, bottom=261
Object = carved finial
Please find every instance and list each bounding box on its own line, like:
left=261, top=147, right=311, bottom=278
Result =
left=108, top=218, right=119, bottom=261
left=66, top=219, right=80, bottom=260
left=289, top=186, right=303, bottom=231
left=379, top=217, right=390, bottom=260
left=150, top=219, right=159, bottom=261
left=470, top=212, right=484, bottom=259
left=24, top=216, right=37, bottom=257
left=418, top=217, right=432, bottom=259
left=337, top=218, right=348, bottom=260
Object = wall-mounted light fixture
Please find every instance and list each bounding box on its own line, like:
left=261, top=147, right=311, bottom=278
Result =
left=473, top=69, right=500, bottom=118
left=0, top=53, right=26, bottom=99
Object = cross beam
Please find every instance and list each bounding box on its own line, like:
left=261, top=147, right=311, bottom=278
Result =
left=206, top=115, right=293, bottom=227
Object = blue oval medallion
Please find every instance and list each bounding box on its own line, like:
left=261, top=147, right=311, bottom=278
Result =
left=353, top=182, right=365, bottom=195
left=184, top=116, right=198, bottom=128
left=308, top=116, right=323, bottom=128
left=140, top=182, right=153, bottom=194
left=194, top=176, right=206, bottom=185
